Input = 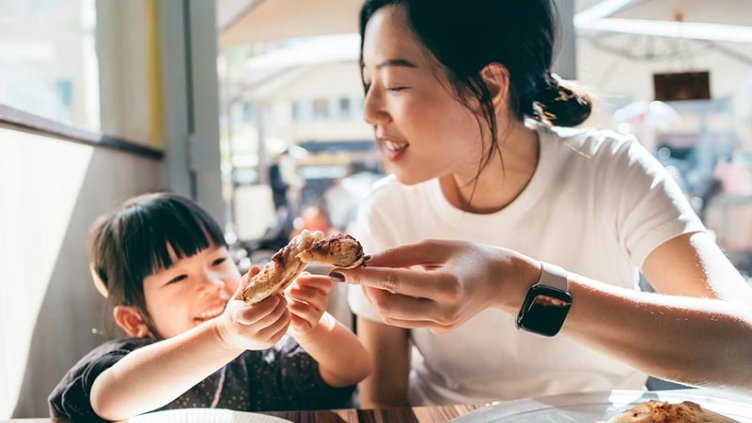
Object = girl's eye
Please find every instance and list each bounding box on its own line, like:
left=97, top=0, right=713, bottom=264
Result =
left=386, top=86, right=409, bottom=92
left=167, top=274, right=187, bottom=285
left=212, top=257, right=227, bottom=267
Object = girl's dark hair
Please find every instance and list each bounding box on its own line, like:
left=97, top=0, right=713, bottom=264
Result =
left=89, top=192, right=226, bottom=338
left=360, top=0, right=592, bottom=172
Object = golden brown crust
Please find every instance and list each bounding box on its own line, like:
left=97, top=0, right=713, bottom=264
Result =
left=240, top=231, right=364, bottom=305
left=603, top=400, right=739, bottom=423
left=297, top=233, right=365, bottom=269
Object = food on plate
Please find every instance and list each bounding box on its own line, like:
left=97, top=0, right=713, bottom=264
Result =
left=241, top=230, right=365, bottom=305
left=601, top=400, right=739, bottom=423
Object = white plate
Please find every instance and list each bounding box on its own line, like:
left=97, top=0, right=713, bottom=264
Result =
left=451, top=390, right=752, bottom=422
left=129, top=408, right=293, bottom=423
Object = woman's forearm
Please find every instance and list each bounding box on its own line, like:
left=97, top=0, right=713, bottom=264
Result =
left=90, top=321, right=241, bottom=421
left=503, top=258, right=752, bottom=390
left=294, top=313, right=372, bottom=387
left=565, top=276, right=752, bottom=389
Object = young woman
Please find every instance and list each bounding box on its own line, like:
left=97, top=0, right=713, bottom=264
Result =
left=332, top=0, right=752, bottom=407
left=49, top=193, right=371, bottom=421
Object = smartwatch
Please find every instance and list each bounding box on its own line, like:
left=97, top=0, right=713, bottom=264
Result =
left=516, top=261, right=572, bottom=337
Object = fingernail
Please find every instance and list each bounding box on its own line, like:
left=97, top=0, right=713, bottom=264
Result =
left=328, top=271, right=345, bottom=283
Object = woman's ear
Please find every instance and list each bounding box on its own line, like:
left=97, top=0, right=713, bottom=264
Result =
left=480, top=63, right=510, bottom=111
left=113, top=305, right=150, bottom=337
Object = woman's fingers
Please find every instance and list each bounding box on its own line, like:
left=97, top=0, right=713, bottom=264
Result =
left=361, top=240, right=456, bottom=268
left=334, top=266, right=457, bottom=302
left=365, top=287, right=454, bottom=324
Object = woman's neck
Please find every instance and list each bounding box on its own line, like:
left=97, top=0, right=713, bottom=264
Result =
left=439, top=121, right=540, bottom=214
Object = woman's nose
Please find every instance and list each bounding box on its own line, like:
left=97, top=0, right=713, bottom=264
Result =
left=363, top=86, right=391, bottom=126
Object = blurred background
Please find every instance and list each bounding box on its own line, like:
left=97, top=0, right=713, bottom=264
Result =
left=1, top=0, right=751, bottom=418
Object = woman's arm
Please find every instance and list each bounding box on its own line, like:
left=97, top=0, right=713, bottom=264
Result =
left=356, top=316, right=411, bottom=408
left=293, top=313, right=373, bottom=387
left=337, top=235, right=752, bottom=391
left=90, top=295, right=289, bottom=421
left=551, top=232, right=752, bottom=389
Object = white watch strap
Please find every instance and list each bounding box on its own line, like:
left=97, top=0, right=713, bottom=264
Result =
left=535, top=262, right=569, bottom=292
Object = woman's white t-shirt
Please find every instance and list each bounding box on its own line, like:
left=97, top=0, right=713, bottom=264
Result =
left=347, top=123, right=706, bottom=405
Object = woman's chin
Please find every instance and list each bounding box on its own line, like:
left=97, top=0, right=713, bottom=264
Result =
left=392, top=169, right=434, bottom=186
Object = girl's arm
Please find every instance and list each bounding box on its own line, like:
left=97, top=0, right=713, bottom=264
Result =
left=355, top=316, right=410, bottom=408
left=90, top=295, right=289, bottom=421
left=284, top=275, right=372, bottom=387
left=338, top=234, right=752, bottom=391
left=293, top=313, right=373, bottom=387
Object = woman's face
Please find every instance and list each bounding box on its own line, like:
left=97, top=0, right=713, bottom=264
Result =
left=142, top=245, right=240, bottom=339
left=361, top=5, right=486, bottom=185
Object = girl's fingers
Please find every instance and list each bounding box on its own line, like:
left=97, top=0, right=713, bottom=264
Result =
left=232, top=265, right=261, bottom=299
left=231, top=295, right=277, bottom=325
left=238, top=295, right=286, bottom=327
left=257, top=309, right=290, bottom=339
left=267, top=318, right=291, bottom=343
left=289, top=313, right=313, bottom=330
left=288, top=299, right=322, bottom=324
left=287, top=286, right=327, bottom=307
left=293, top=275, right=333, bottom=293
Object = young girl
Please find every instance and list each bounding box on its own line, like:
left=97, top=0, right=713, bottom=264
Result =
left=48, top=193, right=371, bottom=421
left=334, top=0, right=752, bottom=408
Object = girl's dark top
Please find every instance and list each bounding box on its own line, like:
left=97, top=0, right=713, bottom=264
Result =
left=48, top=336, right=354, bottom=421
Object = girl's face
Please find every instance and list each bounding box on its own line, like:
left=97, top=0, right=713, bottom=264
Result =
left=361, top=5, right=486, bottom=185
left=142, top=245, right=240, bottom=339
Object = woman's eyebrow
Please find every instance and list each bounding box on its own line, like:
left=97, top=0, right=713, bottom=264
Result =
left=376, top=58, right=418, bottom=69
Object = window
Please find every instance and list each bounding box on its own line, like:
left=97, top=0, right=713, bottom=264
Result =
left=0, top=0, right=99, bottom=131
left=339, top=97, right=351, bottom=119
left=292, top=100, right=301, bottom=121
left=312, top=98, right=329, bottom=120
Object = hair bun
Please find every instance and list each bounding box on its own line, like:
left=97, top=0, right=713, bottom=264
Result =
left=535, top=73, right=592, bottom=127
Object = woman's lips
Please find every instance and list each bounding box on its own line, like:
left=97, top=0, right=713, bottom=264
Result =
left=378, top=138, right=409, bottom=161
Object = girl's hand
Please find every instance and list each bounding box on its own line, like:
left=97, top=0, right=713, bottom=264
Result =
left=214, top=266, right=290, bottom=351
left=284, top=273, right=332, bottom=337
left=332, top=240, right=541, bottom=334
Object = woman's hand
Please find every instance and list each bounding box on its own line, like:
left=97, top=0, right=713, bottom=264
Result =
left=284, top=273, right=332, bottom=338
left=332, top=239, right=541, bottom=334
left=214, top=266, right=290, bottom=351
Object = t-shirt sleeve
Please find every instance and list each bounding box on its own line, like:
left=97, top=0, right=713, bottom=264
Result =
left=612, top=139, right=706, bottom=268
left=259, top=336, right=354, bottom=410
left=48, top=338, right=148, bottom=422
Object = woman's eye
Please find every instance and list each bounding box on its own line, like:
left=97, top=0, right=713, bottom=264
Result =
left=211, top=257, right=227, bottom=266
left=386, top=86, right=409, bottom=92
left=167, top=274, right=187, bottom=285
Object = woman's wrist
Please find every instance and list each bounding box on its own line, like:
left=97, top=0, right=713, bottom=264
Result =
left=495, top=252, right=542, bottom=315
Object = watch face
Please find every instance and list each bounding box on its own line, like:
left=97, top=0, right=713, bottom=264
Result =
left=517, top=286, right=572, bottom=337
